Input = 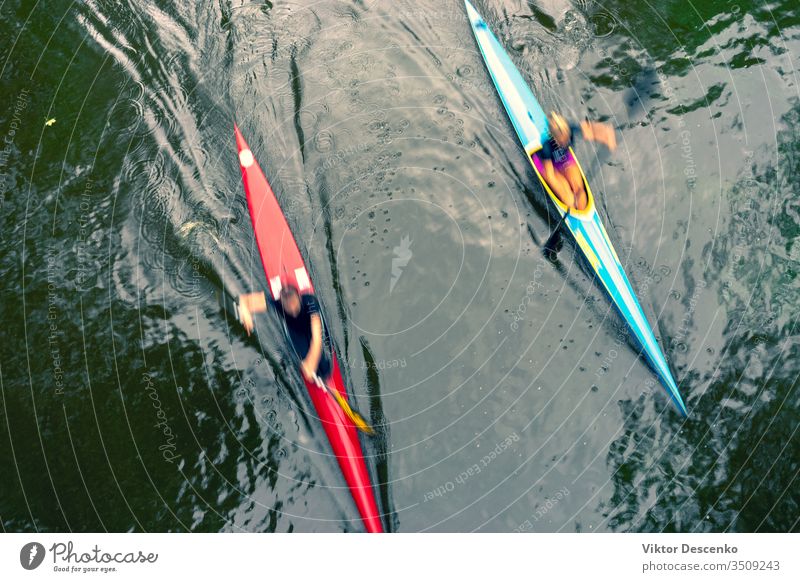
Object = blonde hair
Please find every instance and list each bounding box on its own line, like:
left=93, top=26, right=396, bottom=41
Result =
left=548, top=112, right=571, bottom=146
left=547, top=111, right=569, bottom=133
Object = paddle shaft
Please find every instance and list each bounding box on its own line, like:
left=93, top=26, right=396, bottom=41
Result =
left=544, top=209, right=570, bottom=251
left=312, top=374, right=374, bottom=435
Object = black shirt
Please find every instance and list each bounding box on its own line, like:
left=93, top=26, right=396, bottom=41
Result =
left=538, top=123, right=582, bottom=163
left=270, top=293, right=331, bottom=376
left=271, top=294, right=320, bottom=338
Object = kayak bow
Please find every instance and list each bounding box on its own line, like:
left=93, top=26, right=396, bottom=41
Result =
left=464, top=1, right=688, bottom=416
left=234, top=124, right=384, bottom=531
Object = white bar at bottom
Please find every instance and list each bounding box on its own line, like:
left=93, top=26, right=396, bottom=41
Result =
left=0, top=533, right=796, bottom=581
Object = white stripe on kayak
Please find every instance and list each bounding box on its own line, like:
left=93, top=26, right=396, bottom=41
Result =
left=269, top=276, right=282, bottom=300
left=239, top=148, right=254, bottom=168
left=472, top=17, right=542, bottom=150
left=584, top=219, right=664, bottom=365
left=295, top=267, right=311, bottom=291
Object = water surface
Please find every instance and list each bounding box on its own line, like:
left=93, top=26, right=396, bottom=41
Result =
left=0, top=0, right=798, bottom=532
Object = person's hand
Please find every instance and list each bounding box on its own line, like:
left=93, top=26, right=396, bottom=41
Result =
left=582, top=121, right=616, bottom=151
left=301, top=360, right=316, bottom=381
left=595, top=122, right=616, bottom=151
left=237, top=292, right=266, bottom=335
left=239, top=301, right=254, bottom=335
left=602, top=123, right=617, bottom=151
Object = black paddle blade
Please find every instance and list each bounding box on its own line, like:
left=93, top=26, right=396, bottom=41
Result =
left=543, top=209, right=570, bottom=258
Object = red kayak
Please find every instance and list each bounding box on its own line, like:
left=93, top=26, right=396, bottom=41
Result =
left=234, top=124, right=383, bottom=533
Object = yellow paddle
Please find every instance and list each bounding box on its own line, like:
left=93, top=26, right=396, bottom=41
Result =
left=312, top=375, right=375, bottom=435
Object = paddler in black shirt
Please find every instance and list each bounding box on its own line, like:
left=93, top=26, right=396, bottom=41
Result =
left=238, top=285, right=331, bottom=380
left=538, top=112, right=617, bottom=211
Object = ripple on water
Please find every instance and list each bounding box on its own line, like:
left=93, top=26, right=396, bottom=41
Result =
left=107, top=83, right=147, bottom=139
left=314, top=129, right=334, bottom=153
left=590, top=12, right=617, bottom=38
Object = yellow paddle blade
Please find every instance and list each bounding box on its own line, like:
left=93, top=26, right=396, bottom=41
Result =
left=331, top=389, right=375, bottom=435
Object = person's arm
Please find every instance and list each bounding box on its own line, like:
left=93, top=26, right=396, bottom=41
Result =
left=301, top=314, right=323, bottom=379
left=238, top=292, right=267, bottom=335
left=579, top=121, right=617, bottom=151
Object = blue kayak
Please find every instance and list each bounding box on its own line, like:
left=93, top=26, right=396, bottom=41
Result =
left=465, top=0, right=688, bottom=416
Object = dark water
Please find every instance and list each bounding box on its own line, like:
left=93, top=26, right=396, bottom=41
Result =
left=1, top=0, right=798, bottom=533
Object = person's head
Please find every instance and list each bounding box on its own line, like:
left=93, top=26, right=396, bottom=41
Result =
left=548, top=112, right=572, bottom=148
left=279, top=284, right=301, bottom=316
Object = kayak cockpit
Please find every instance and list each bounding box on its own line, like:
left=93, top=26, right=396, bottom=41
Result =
left=528, top=148, right=596, bottom=217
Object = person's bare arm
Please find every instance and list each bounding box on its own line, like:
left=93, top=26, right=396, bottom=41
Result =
left=238, top=292, right=267, bottom=335
left=580, top=121, right=617, bottom=151
left=301, top=314, right=323, bottom=379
